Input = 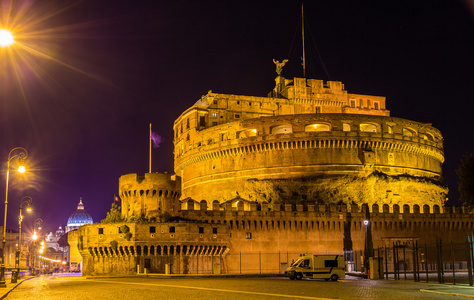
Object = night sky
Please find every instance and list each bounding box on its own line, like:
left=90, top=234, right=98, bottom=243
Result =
left=0, top=0, right=473, bottom=235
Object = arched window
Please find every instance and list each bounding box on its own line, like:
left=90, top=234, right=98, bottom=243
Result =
left=187, top=199, right=195, bottom=210
left=360, top=123, right=377, bottom=132
left=423, top=204, right=430, bottom=213
left=343, top=123, right=351, bottom=132
left=403, top=128, right=415, bottom=137
left=304, top=123, right=330, bottom=132
left=212, top=200, right=220, bottom=211
left=271, top=125, right=293, bottom=134
left=200, top=200, right=207, bottom=211
left=238, top=129, right=257, bottom=138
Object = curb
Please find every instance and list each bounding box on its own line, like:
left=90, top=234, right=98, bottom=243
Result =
left=420, top=289, right=474, bottom=298
left=86, top=273, right=286, bottom=280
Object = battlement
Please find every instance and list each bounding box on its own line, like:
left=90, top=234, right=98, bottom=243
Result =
left=181, top=200, right=467, bottom=215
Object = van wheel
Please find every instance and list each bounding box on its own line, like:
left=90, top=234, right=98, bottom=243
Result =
left=295, top=273, right=303, bottom=280
left=330, top=274, right=338, bottom=281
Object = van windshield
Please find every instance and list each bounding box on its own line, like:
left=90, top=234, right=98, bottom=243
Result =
left=291, top=259, right=302, bottom=267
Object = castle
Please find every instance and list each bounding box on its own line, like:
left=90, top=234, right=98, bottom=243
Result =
left=69, top=65, right=473, bottom=276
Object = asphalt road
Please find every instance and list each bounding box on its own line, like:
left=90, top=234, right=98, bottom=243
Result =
left=3, top=274, right=463, bottom=300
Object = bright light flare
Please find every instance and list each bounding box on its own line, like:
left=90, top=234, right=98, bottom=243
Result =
left=32, top=231, right=37, bottom=240
left=17, top=165, right=26, bottom=173
left=0, top=29, right=14, bottom=47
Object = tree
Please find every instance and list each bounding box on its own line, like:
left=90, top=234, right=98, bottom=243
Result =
left=456, top=152, right=474, bottom=206
left=101, top=203, right=124, bottom=223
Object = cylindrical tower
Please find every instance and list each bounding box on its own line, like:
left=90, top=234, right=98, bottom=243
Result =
left=119, top=173, right=181, bottom=220
left=173, top=77, right=447, bottom=209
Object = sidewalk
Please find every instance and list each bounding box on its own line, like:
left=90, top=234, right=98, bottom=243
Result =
left=0, top=276, right=34, bottom=300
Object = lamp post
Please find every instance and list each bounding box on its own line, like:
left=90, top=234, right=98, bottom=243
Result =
left=364, top=219, right=369, bottom=275
left=1, top=147, right=27, bottom=287
left=14, top=196, right=32, bottom=282
left=31, top=219, right=42, bottom=276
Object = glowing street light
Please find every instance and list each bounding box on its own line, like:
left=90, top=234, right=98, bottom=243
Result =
left=0, top=29, right=14, bottom=47
left=13, top=197, right=33, bottom=283
left=1, top=147, right=28, bottom=287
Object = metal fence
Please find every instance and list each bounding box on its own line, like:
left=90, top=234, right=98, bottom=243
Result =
left=346, top=235, right=474, bottom=285
left=223, top=251, right=343, bottom=275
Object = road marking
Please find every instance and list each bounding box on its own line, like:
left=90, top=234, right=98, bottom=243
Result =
left=94, top=279, right=339, bottom=299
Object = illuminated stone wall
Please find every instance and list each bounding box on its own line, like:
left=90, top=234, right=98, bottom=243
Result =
left=175, top=113, right=445, bottom=208
left=72, top=222, right=228, bottom=276
left=70, top=203, right=473, bottom=275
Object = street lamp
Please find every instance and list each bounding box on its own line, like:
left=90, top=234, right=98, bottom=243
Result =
left=14, top=196, right=32, bottom=282
left=0, top=29, right=14, bottom=47
left=31, top=219, right=42, bottom=276
left=1, top=147, right=27, bottom=287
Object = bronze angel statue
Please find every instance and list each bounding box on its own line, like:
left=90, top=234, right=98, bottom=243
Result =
left=273, top=59, right=289, bottom=76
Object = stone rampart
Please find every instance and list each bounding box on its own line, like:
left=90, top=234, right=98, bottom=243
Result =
left=75, top=222, right=229, bottom=275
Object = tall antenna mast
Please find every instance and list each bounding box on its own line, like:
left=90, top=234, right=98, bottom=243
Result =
left=301, top=2, right=306, bottom=78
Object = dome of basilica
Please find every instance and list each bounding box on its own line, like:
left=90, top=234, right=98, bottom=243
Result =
left=66, top=198, right=93, bottom=232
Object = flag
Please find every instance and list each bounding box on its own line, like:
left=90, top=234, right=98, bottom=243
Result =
left=150, top=130, right=162, bottom=148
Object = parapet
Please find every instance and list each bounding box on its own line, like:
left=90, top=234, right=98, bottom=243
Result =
left=180, top=200, right=469, bottom=215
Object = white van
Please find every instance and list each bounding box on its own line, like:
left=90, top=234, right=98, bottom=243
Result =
left=285, top=254, right=345, bottom=281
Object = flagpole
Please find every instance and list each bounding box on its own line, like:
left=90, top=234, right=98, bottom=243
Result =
left=149, top=123, right=152, bottom=173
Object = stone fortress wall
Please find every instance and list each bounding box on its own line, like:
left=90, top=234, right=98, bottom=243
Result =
left=71, top=75, right=469, bottom=276
left=72, top=198, right=473, bottom=275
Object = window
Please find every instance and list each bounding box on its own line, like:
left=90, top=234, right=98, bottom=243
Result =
left=199, top=227, right=204, bottom=234
left=271, top=124, right=293, bottom=134
left=325, top=260, right=338, bottom=267
left=98, top=228, right=104, bottom=234
left=199, top=116, right=206, bottom=127
left=213, top=100, right=217, bottom=104
left=374, top=102, right=379, bottom=110
left=234, top=113, right=241, bottom=119
left=367, top=100, right=371, bottom=108
left=212, top=227, right=217, bottom=234
left=186, top=134, right=190, bottom=141
left=305, top=124, right=330, bottom=132
left=246, top=232, right=252, bottom=239
left=300, top=259, right=310, bottom=268
left=211, top=112, right=217, bottom=117
left=238, top=129, right=257, bottom=138
left=360, top=123, right=377, bottom=132
left=403, top=128, right=414, bottom=137
left=149, top=226, right=156, bottom=233
left=237, top=101, right=240, bottom=105
left=343, top=123, right=351, bottom=132
left=186, top=118, right=190, bottom=129
left=350, top=100, right=356, bottom=108
left=169, top=226, right=175, bottom=233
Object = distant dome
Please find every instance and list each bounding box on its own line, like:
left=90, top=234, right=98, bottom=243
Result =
left=66, top=198, right=93, bottom=232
